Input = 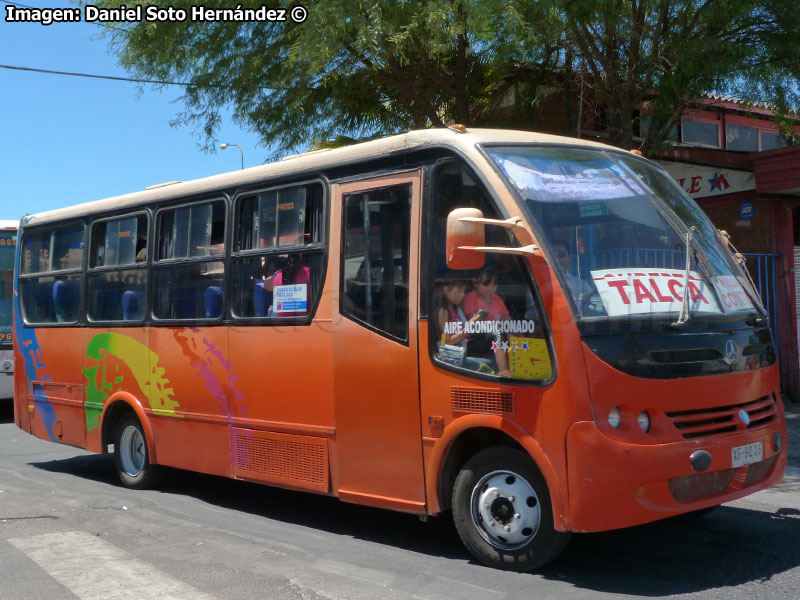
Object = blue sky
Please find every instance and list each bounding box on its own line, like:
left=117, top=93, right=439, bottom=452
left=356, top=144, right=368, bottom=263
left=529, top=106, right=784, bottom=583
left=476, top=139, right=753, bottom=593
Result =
left=1, top=6, right=273, bottom=219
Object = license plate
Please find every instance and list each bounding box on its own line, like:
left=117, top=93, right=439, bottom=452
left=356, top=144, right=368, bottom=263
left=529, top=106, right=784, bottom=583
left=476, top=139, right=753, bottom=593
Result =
left=731, top=441, right=762, bottom=468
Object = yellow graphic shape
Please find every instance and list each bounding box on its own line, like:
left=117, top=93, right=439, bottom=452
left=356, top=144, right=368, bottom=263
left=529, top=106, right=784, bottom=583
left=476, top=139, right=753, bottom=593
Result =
left=83, top=333, right=179, bottom=430
left=509, top=337, right=552, bottom=380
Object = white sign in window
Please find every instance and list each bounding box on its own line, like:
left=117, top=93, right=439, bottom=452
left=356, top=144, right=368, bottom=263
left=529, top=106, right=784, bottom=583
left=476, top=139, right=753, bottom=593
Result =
left=591, top=268, right=720, bottom=316
left=274, top=283, right=308, bottom=314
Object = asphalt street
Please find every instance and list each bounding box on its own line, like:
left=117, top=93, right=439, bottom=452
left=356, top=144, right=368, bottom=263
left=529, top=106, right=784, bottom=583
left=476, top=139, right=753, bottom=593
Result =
left=0, top=400, right=799, bottom=600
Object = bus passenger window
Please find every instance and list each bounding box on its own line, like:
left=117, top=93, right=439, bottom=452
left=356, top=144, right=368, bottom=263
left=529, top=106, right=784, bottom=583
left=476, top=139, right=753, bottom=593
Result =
left=231, top=183, right=324, bottom=320
left=87, top=214, right=148, bottom=322
left=429, top=164, right=551, bottom=381
left=153, top=200, right=226, bottom=321
left=19, top=224, right=84, bottom=325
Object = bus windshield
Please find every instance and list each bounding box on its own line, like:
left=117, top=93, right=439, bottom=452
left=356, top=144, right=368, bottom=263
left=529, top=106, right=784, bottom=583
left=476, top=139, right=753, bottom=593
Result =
left=0, top=228, right=15, bottom=347
left=487, top=146, right=763, bottom=321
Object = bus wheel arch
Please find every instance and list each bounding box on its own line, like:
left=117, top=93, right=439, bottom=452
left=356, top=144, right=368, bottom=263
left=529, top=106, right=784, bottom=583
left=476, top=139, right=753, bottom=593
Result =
left=100, top=394, right=157, bottom=465
left=435, top=422, right=567, bottom=530
left=438, top=427, right=523, bottom=513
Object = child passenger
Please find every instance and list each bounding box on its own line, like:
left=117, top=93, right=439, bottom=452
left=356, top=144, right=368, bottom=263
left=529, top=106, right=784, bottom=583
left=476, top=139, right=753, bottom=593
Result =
left=463, top=267, right=511, bottom=377
left=463, top=267, right=510, bottom=322
left=437, top=279, right=482, bottom=348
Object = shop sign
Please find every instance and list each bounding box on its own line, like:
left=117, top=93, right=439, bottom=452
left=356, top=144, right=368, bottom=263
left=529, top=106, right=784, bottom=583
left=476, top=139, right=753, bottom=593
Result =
left=656, top=161, right=756, bottom=199
left=739, top=202, right=755, bottom=220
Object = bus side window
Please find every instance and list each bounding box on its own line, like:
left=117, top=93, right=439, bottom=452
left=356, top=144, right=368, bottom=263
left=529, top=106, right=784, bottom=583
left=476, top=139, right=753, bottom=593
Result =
left=341, top=185, right=411, bottom=341
left=87, top=214, right=147, bottom=323
left=429, top=163, right=551, bottom=381
left=153, top=200, right=226, bottom=321
left=231, top=182, right=324, bottom=320
left=19, top=225, right=84, bottom=325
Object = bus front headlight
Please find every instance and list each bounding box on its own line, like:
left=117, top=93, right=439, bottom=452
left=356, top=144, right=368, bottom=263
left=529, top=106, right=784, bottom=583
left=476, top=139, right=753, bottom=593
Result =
left=637, top=411, right=651, bottom=433
left=608, top=407, right=621, bottom=429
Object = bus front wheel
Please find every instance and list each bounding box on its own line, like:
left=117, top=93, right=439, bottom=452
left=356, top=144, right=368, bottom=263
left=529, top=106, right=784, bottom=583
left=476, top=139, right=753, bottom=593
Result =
left=452, top=447, right=570, bottom=571
left=114, top=415, right=162, bottom=489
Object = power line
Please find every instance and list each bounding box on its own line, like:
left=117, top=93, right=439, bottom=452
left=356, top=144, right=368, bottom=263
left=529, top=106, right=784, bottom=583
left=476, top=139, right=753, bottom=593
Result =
left=0, top=62, right=232, bottom=89
left=1, top=0, right=39, bottom=10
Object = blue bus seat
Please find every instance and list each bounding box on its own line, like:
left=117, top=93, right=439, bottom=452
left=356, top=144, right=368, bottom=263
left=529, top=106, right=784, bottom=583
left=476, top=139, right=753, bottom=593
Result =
left=205, top=285, right=223, bottom=318
left=122, top=290, right=146, bottom=321
left=53, top=279, right=80, bottom=322
left=253, top=281, right=272, bottom=317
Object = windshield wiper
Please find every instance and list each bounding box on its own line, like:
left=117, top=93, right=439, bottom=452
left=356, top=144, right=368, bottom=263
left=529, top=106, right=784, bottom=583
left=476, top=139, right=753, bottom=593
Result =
left=717, top=229, right=768, bottom=324
left=670, top=226, right=696, bottom=329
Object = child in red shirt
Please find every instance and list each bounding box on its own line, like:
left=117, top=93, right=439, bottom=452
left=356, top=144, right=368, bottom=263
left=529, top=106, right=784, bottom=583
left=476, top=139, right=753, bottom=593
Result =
left=463, top=268, right=510, bottom=377
left=463, top=268, right=510, bottom=321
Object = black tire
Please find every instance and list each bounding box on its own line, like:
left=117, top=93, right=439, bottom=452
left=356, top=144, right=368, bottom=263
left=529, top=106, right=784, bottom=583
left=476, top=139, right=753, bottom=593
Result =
left=452, top=447, right=570, bottom=571
left=114, top=415, right=163, bottom=489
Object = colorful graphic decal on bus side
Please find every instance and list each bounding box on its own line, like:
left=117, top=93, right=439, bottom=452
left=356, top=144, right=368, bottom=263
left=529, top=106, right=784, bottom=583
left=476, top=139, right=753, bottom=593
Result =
left=83, top=332, right=180, bottom=431
left=173, top=328, right=246, bottom=463
left=13, top=265, right=57, bottom=442
left=173, top=327, right=246, bottom=413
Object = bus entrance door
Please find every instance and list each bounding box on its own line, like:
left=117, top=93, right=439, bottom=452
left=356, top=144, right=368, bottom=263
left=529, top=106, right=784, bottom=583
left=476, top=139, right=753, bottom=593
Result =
left=332, top=172, right=426, bottom=512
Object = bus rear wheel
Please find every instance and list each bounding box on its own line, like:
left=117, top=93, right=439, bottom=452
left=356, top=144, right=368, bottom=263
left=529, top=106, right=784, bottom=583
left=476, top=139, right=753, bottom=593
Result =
left=114, top=415, right=162, bottom=489
left=452, top=447, right=570, bottom=571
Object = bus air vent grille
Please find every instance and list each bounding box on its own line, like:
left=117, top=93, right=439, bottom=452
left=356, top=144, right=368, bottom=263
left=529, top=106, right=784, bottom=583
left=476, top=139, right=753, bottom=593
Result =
left=232, top=428, right=329, bottom=492
left=665, top=394, right=777, bottom=439
left=451, top=387, right=514, bottom=414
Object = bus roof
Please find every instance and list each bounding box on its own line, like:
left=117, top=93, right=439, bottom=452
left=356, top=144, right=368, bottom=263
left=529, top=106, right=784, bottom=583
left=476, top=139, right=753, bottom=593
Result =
left=0, top=220, right=18, bottom=230
left=23, top=128, right=615, bottom=227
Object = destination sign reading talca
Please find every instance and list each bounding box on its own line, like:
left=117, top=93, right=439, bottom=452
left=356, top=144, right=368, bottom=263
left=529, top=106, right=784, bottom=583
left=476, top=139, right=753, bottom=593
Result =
left=4, top=4, right=309, bottom=26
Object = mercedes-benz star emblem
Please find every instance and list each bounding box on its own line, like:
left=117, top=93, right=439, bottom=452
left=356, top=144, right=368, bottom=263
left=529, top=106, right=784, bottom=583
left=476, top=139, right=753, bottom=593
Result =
left=724, top=339, right=739, bottom=363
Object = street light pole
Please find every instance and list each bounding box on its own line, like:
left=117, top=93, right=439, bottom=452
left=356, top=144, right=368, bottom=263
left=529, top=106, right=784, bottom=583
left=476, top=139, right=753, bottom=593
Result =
left=220, top=143, right=244, bottom=170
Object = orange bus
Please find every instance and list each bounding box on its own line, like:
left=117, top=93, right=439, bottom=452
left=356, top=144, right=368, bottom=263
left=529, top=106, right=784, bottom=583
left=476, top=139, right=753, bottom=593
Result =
left=13, top=129, right=786, bottom=570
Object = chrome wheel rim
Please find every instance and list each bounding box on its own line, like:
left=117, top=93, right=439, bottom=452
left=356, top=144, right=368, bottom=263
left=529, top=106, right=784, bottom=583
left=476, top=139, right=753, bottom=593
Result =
left=120, top=425, right=145, bottom=477
left=470, top=469, right=540, bottom=549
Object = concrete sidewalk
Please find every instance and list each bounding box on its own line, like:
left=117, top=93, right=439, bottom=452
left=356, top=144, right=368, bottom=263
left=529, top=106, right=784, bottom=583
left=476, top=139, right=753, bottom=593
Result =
left=784, top=399, right=800, bottom=467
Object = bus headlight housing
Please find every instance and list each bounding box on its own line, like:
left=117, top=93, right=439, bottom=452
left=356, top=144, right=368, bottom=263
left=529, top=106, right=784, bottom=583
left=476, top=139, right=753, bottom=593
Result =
left=637, top=411, right=651, bottom=433
left=608, top=407, right=621, bottom=429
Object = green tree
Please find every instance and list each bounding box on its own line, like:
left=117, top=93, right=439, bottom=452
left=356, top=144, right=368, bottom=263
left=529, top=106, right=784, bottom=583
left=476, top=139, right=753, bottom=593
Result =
left=554, top=0, right=800, bottom=153
left=98, top=0, right=563, bottom=155
left=99, top=0, right=799, bottom=156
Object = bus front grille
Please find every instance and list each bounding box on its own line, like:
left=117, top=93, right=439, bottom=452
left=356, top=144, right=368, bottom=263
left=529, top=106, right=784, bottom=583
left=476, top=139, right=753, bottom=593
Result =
left=665, top=395, right=778, bottom=439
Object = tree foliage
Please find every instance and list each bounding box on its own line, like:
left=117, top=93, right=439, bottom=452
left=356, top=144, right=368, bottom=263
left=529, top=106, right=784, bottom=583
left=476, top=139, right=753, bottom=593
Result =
left=97, top=0, right=800, bottom=157
left=555, top=0, right=800, bottom=152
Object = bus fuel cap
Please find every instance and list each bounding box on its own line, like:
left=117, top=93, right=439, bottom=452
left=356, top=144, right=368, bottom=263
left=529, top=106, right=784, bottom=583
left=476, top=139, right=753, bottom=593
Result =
left=690, top=450, right=712, bottom=472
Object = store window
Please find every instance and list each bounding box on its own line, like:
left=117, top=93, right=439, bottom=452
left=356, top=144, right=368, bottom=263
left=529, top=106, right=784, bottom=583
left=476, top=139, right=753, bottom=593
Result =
left=726, top=124, right=758, bottom=152
left=760, top=131, right=788, bottom=151
left=682, top=120, right=720, bottom=147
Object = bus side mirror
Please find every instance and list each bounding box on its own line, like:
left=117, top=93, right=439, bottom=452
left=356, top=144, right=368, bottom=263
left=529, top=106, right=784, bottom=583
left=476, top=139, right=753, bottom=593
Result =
left=446, top=208, right=548, bottom=269
left=446, top=208, right=486, bottom=270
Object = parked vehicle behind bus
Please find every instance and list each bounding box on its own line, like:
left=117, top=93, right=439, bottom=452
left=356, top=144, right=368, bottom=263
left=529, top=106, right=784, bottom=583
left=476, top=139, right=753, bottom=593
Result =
left=13, top=129, right=787, bottom=571
left=1, top=220, right=17, bottom=401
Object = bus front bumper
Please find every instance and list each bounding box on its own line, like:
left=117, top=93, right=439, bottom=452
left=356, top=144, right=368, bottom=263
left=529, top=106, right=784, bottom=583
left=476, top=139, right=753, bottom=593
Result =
left=565, top=419, right=787, bottom=533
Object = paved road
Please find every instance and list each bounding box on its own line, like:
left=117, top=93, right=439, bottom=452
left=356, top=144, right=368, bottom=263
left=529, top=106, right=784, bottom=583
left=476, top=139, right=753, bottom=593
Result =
left=1, top=401, right=799, bottom=600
